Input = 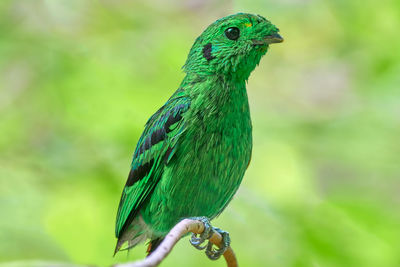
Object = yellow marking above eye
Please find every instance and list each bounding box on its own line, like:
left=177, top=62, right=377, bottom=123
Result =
left=244, top=22, right=252, bottom=27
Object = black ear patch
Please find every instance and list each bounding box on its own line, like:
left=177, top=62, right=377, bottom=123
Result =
left=202, top=43, right=215, bottom=61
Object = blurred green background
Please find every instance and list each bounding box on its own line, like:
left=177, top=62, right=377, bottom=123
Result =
left=1, top=0, right=400, bottom=266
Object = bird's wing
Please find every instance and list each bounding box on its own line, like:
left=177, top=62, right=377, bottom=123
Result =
left=115, top=90, right=191, bottom=238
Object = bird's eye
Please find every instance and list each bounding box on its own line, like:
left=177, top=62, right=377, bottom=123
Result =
left=225, top=27, right=240, bottom=40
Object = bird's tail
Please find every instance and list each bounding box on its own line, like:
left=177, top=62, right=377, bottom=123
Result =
left=113, top=215, right=149, bottom=256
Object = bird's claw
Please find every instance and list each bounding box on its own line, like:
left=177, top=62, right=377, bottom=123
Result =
left=189, top=217, right=230, bottom=260
left=189, top=217, right=213, bottom=250
left=205, top=227, right=230, bottom=260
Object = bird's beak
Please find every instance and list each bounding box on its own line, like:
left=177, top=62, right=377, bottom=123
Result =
left=264, top=33, right=284, bottom=44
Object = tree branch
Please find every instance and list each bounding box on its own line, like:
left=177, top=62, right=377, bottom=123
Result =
left=114, top=218, right=238, bottom=267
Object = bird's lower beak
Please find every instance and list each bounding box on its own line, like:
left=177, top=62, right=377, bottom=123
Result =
left=264, top=33, right=284, bottom=44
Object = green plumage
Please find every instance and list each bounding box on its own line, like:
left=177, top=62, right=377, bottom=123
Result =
left=115, top=13, right=282, bottom=253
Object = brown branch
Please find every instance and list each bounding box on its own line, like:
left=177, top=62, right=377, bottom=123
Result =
left=114, top=218, right=238, bottom=267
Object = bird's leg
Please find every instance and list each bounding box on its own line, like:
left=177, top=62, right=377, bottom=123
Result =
left=189, top=217, right=231, bottom=260
left=189, top=217, right=213, bottom=250
left=205, top=227, right=230, bottom=260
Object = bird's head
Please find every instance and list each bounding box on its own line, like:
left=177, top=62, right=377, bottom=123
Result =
left=183, top=13, right=283, bottom=81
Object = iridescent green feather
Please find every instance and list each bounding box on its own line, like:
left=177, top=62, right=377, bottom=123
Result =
left=114, top=13, right=282, bottom=253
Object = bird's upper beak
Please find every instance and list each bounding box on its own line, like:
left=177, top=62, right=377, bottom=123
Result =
left=264, top=33, right=284, bottom=44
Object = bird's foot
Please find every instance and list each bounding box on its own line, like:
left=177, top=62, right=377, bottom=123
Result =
left=189, top=217, right=230, bottom=260
left=205, top=227, right=230, bottom=260
left=189, top=217, right=213, bottom=250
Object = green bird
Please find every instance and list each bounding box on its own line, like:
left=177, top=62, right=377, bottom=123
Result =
left=115, top=13, right=283, bottom=258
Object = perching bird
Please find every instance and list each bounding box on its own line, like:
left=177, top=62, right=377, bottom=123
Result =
left=115, top=13, right=283, bottom=258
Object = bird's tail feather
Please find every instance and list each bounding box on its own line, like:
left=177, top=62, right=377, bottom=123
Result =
left=114, top=215, right=149, bottom=256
